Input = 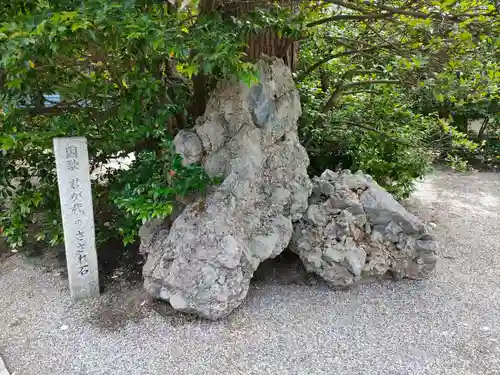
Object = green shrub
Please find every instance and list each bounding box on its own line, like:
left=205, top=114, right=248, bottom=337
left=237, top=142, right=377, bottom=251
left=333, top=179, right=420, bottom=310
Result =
left=300, top=83, right=439, bottom=198
left=1, top=0, right=498, bottom=250
left=0, top=0, right=252, bottom=249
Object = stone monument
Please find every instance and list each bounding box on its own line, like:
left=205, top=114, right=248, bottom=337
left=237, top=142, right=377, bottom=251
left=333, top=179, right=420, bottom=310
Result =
left=54, top=137, right=99, bottom=299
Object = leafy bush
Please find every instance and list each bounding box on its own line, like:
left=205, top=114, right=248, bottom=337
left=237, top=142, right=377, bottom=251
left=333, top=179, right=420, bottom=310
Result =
left=1, top=0, right=499, bottom=251
left=105, top=142, right=216, bottom=246
left=296, top=1, right=498, bottom=197
left=0, top=0, right=251, bottom=249
left=300, top=85, right=436, bottom=198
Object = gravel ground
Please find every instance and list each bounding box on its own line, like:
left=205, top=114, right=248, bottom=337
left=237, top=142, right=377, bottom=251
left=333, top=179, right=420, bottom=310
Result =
left=1, top=170, right=500, bottom=375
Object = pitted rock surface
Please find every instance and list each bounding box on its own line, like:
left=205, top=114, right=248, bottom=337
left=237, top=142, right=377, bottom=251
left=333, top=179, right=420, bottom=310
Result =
left=290, top=169, right=438, bottom=287
left=141, top=58, right=312, bottom=319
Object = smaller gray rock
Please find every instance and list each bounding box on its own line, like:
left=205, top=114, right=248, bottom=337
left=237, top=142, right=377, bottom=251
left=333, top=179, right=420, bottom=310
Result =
left=323, top=222, right=338, bottom=239
left=384, top=221, right=403, bottom=243
left=335, top=210, right=355, bottom=237
left=345, top=202, right=365, bottom=217
left=170, top=294, right=189, bottom=310
left=415, top=239, right=438, bottom=252
left=396, top=234, right=416, bottom=255
left=338, top=170, right=369, bottom=191
left=305, top=205, right=327, bottom=226
left=328, top=187, right=359, bottom=210
left=343, top=238, right=366, bottom=277
left=291, top=169, right=439, bottom=288
left=360, top=184, right=425, bottom=234
left=363, top=245, right=390, bottom=277
left=323, top=243, right=345, bottom=264
left=174, top=130, right=203, bottom=166
left=370, top=229, right=384, bottom=243
left=271, top=187, right=290, bottom=205
left=320, top=169, right=339, bottom=182
left=418, top=231, right=435, bottom=241
left=317, top=180, right=336, bottom=196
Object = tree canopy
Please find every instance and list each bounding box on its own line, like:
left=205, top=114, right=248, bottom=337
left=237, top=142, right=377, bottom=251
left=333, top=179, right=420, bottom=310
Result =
left=1, top=0, right=498, bottom=249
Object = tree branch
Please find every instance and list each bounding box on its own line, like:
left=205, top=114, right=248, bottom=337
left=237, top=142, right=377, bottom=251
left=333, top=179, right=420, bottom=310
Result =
left=368, top=2, right=496, bottom=21
left=298, top=46, right=387, bottom=81
left=477, top=117, right=490, bottom=141
left=23, top=106, right=84, bottom=116
left=307, top=13, right=392, bottom=28
left=343, top=89, right=381, bottom=95
left=323, top=0, right=371, bottom=13
left=363, top=21, right=410, bottom=58
left=342, top=79, right=400, bottom=89
left=322, top=80, right=399, bottom=113
left=298, top=50, right=361, bottom=81
left=368, top=3, right=433, bottom=19
left=347, top=121, right=391, bottom=136
left=313, top=1, right=498, bottom=29
left=344, top=69, right=384, bottom=77
left=322, top=85, right=344, bottom=113
left=344, top=121, right=412, bottom=144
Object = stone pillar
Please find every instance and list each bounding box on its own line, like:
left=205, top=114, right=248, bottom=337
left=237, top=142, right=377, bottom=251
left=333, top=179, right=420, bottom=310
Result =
left=53, top=137, right=99, bottom=299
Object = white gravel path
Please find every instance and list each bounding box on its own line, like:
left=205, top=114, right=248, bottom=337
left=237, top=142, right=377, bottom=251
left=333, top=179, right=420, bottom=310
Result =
left=1, top=170, right=499, bottom=375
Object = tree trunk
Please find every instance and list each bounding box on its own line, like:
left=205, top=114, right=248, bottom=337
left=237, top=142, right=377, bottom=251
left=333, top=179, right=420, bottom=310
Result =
left=203, top=0, right=298, bottom=70
left=191, top=0, right=298, bottom=117
left=477, top=117, right=490, bottom=141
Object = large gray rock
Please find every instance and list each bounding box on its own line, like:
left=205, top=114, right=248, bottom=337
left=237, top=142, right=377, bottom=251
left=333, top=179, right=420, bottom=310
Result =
left=290, top=169, right=438, bottom=287
left=141, top=58, right=312, bottom=319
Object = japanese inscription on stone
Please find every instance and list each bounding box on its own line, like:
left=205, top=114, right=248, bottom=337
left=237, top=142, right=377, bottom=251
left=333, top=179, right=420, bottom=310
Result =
left=54, top=137, right=99, bottom=299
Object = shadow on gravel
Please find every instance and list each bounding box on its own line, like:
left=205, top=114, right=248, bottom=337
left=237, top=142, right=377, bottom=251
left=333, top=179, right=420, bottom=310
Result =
left=3, top=238, right=325, bottom=331
left=87, top=285, right=151, bottom=332
left=87, top=281, right=203, bottom=331
left=96, top=238, right=144, bottom=289
left=252, top=249, right=321, bottom=287
left=87, top=250, right=323, bottom=331
left=12, top=237, right=145, bottom=293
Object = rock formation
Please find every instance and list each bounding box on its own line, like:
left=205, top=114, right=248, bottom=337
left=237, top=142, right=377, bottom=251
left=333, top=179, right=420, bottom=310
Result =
left=140, top=58, right=439, bottom=320
left=290, top=169, right=438, bottom=287
left=140, top=58, right=312, bottom=319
